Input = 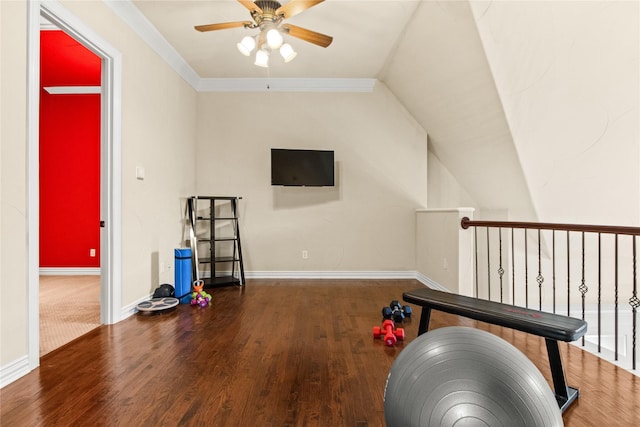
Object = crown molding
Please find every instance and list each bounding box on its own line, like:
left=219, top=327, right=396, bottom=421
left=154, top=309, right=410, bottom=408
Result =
left=102, top=0, right=376, bottom=93
left=197, top=78, right=376, bottom=93
left=102, top=0, right=200, bottom=89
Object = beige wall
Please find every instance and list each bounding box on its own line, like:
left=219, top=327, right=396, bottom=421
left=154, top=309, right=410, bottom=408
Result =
left=1, top=0, right=197, bottom=372
left=382, top=0, right=537, bottom=222
left=427, top=147, right=477, bottom=209
left=471, top=0, right=639, bottom=227
left=416, top=209, right=475, bottom=295
left=1, top=0, right=29, bottom=366
left=195, top=83, right=428, bottom=272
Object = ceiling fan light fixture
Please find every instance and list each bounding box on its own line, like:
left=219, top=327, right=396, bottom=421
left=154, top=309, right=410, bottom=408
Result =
left=254, top=48, right=270, bottom=67
left=195, top=0, right=333, bottom=68
left=237, top=35, right=256, bottom=56
left=279, top=43, right=297, bottom=62
left=266, top=28, right=284, bottom=49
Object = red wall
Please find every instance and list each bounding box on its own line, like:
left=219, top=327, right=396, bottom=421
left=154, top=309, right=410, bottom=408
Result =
left=39, top=31, right=101, bottom=268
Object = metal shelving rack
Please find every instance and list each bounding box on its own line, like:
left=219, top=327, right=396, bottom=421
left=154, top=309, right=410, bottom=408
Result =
left=187, top=196, right=245, bottom=288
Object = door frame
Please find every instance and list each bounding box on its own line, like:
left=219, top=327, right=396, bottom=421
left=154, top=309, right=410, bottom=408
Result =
left=27, top=0, right=122, bottom=368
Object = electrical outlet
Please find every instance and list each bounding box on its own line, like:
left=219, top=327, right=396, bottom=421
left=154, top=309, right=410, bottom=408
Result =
left=443, top=258, right=448, bottom=270
left=302, top=250, right=308, bottom=259
left=90, top=248, right=96, bottom=257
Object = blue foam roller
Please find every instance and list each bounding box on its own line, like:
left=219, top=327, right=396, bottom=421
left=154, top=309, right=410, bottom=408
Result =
left=174, top=248, right=192, bottom=302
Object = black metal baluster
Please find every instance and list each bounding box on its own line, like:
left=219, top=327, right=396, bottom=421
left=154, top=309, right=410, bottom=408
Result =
left=598, top=233, right=601, bottom=353
left=512, top=228, right=515, bottom=305
left=474, top=227, right=479, bottom=298
left=553, top=230, right=556, bottom=314
left=615, top=234, right=619, bottom=361
left=498, top=228, right=504, bottom=303
left=567, top=231, right=571, bottom=317
left=631, top=236, right=639, bottom=370
left=487, top=227, right=491, bottom=301
left=580, top=232, right=588, bottom=346
left=525, top=229, right=529, bottom=308
left=537, top=229, right=544, bottom=310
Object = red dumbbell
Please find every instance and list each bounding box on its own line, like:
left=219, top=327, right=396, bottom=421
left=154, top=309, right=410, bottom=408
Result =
left=373, top=319, right=405, bottom=346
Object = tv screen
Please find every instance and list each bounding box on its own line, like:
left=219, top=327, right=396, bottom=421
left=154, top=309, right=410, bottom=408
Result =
left=271, top=149, right=335, bottom=187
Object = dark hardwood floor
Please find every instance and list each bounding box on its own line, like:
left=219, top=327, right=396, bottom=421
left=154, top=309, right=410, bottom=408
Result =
left=1, top=279, right=638, bottom=426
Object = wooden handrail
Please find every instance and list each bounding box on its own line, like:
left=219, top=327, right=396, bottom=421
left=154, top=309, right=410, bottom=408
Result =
left=460, top=217, right=640, bottom=236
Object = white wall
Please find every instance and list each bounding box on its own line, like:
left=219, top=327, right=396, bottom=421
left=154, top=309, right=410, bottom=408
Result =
left=195, top=83, right=428, bottom=273
left=1, top=0, right=29, bottom=368
left=1, top=0, right=197, bottom=376
left=471, top=0, right=640, bottom=227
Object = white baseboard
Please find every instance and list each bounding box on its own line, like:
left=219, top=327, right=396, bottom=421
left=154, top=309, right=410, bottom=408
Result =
left=121, top=293, right=154, bottom=319
left=246, top=270, right=417, bottom=280
left=39, top=267, right=100, bottom=276
left=0, top=356, right=31, bottom=389
left=415, top=272, right=451, bottom=291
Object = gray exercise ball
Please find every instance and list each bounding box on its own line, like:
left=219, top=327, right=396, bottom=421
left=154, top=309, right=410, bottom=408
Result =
left=384, top=326, right=563, bottom=427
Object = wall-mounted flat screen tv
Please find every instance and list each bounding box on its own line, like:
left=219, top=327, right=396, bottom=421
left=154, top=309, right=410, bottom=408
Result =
left=271, top=148, right=335, bottom=187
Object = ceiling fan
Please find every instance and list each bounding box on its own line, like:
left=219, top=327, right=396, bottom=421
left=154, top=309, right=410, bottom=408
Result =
left=195, top=0, right=333, bottom=67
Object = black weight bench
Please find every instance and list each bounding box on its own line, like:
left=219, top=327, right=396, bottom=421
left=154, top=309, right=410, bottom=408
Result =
left=403, top=287, right=588, bottom=413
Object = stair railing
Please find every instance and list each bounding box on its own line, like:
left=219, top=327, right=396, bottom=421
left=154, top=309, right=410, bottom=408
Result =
left=461, top=217, right=640, bottom=372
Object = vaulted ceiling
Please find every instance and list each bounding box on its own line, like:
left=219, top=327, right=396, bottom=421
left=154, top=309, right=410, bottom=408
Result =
left=103, top=1, right=554, bottom=219
left=39, top=0, right=640, bottom=225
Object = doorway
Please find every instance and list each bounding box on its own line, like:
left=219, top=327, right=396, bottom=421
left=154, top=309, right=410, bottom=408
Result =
left=27, top=0, right=123, bottom=367
left=39, top=27, right=102, bottom=355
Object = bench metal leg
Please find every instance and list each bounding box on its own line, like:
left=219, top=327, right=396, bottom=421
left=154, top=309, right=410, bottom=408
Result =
left=417, top=307, right=432, bottom=335
left=545, top=338, right=579, bottom=412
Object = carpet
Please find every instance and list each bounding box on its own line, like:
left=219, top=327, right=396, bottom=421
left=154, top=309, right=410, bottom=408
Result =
left=39, top=275, right=101, bottom=356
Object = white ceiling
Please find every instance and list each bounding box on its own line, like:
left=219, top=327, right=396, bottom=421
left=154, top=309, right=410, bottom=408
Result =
left=130, top=0, right=421, bottom=79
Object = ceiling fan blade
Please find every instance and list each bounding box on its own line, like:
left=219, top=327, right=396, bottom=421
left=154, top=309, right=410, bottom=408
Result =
left=194, top=21, right=253, bottom=32
left=237, top=0, right=263, bottom=14
left=282, top=24, right=333, bottom=48
left=276, top=0, right=325, bottom=19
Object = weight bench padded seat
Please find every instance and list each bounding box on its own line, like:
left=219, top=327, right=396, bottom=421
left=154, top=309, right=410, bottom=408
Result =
left=402, top=287, right=588, bottom=413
